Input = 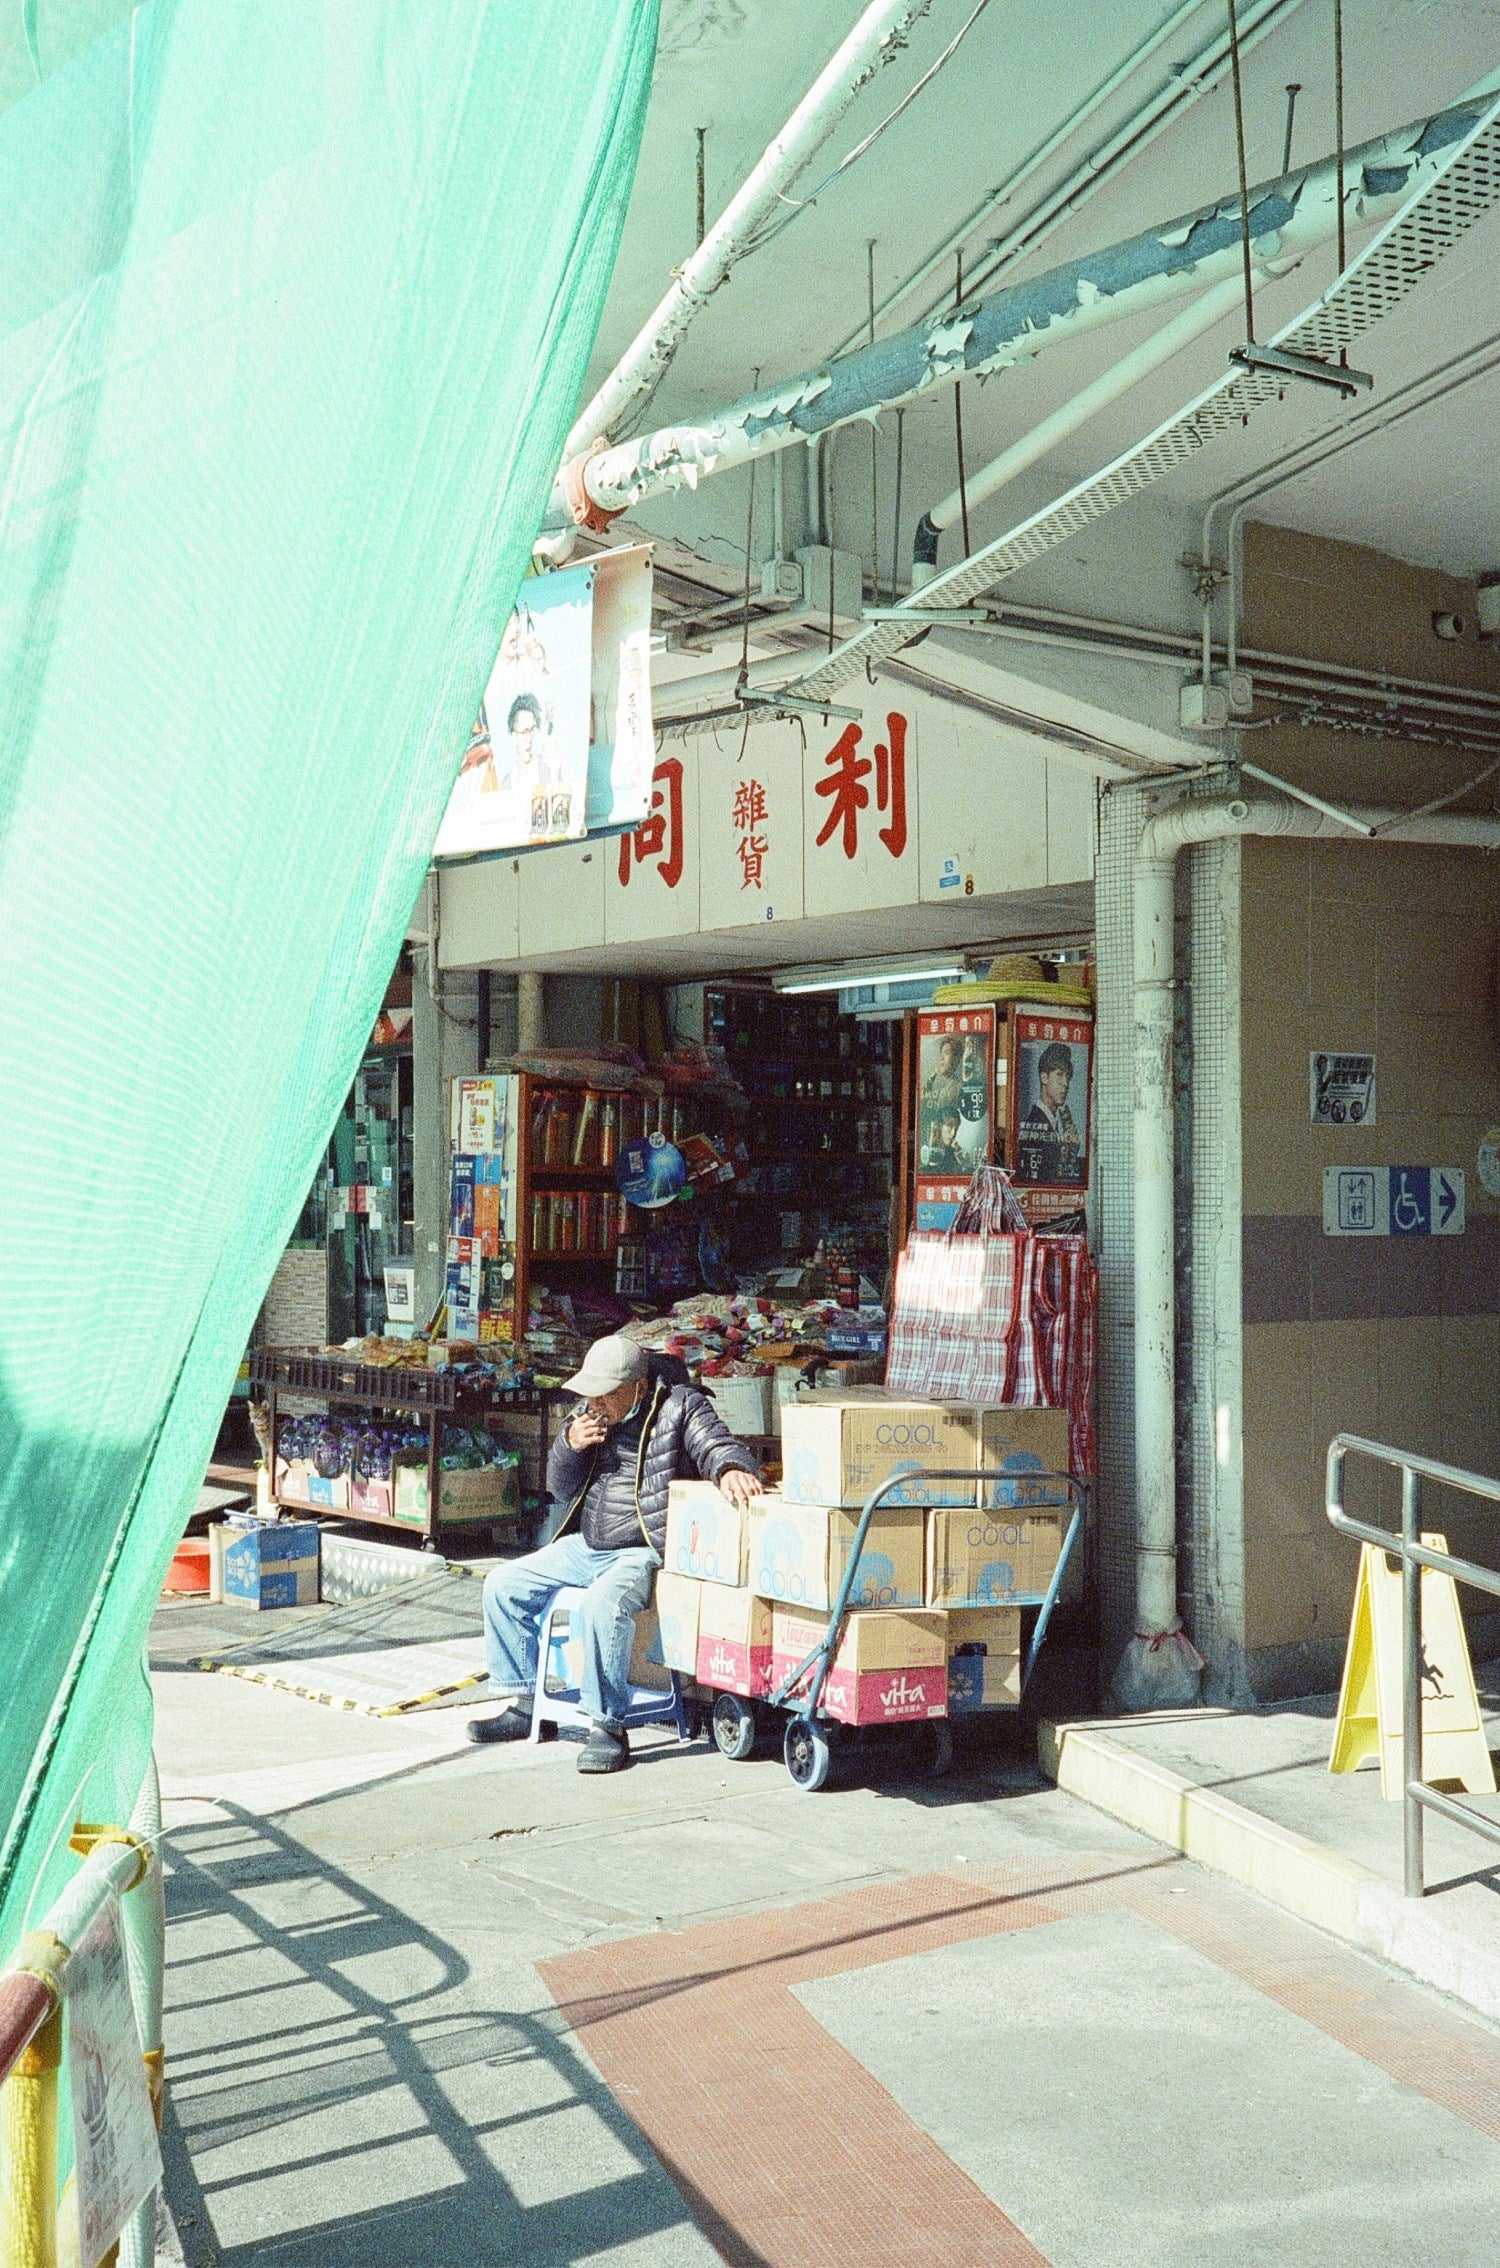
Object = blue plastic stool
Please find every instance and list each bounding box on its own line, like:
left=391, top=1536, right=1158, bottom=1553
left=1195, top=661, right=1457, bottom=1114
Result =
left=528, top=1585, right=696, bottom=1744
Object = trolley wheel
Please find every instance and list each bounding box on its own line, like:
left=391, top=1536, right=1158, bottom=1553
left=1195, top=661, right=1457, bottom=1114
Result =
left=711, top=1692, right=759, bottom=1762
left=925, top=1720, right=954, bottom=1778
left=784, top=1716, right=833, bottom=1792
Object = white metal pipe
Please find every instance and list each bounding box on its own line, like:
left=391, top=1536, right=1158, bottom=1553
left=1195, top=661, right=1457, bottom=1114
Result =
left=912, top=273, right=1250, bottom=582
left=556, top=89, right=1488, bottom=527
left=1129, top=793, right=1500, bottom=1672
left=565, top=0, right=937, bottom=457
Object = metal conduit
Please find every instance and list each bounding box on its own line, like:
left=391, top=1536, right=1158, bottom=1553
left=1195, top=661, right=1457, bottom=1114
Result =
left=554, top=85, right=1496, bottom=528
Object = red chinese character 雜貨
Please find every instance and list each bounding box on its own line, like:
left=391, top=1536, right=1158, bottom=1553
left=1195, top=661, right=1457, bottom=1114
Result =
left=732, top=779, right=768, bottom=832
left=618, top=756, right=685, bottom=889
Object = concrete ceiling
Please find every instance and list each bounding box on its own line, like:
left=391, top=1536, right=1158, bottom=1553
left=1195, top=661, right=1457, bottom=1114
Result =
left=584, top=0, right=1500, bottom=584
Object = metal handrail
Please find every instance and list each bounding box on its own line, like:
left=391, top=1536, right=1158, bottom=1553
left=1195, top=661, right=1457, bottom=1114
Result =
left=1326, top=1432, right=1500, bottom=1897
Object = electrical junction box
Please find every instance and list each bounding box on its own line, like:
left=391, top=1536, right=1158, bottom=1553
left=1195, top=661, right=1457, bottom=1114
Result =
left=760, top=556, right=804, bottom=602
left=1216, top=668, right=1254, bottom=714
left=1179, top=678, right=1231, bottom=731
left=794, top=544, right=864, bottom=628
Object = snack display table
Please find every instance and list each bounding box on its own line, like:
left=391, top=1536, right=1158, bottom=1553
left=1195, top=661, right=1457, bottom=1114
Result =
left=248, top=1348, right=549, bottom=1551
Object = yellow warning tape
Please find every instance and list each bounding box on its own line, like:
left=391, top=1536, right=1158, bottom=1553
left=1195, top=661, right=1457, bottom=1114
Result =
left=197, top=1660, right=487, bottom=1716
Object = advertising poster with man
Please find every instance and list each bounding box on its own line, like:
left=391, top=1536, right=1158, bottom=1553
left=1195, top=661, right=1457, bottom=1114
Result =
left=914, top=1007, right=993, bottom=1226
left=433, top=564, right=594, bottom=857
left=1012, top=1011, right=1091, bottom=1188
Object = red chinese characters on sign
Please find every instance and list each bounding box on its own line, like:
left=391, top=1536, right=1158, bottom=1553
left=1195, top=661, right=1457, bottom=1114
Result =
left=813, top=712, right=908, bottom=861
left=618, top=756, right=684, bottom=888
left=732, top=777, right=769, bottom=890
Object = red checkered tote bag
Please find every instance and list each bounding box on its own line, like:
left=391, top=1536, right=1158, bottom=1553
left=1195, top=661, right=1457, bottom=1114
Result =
left=887, top=1168, right=1031, bottom=1406
left=887, top=1167, right=1097, bottom=1474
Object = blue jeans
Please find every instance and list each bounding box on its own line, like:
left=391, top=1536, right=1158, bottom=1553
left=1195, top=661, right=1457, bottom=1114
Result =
left=481, top=1532, right=660, bottom=1731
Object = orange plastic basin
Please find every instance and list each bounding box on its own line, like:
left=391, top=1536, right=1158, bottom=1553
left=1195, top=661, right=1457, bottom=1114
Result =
left=164, top=1537, right=212, bottom=1594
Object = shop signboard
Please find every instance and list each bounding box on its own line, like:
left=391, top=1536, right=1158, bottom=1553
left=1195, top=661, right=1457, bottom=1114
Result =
left=434, top=547, right=654, bottom=859
left=914, top=1004, right=994, bottom=1229
left=1010, top=1008, right=1091, bottom=1192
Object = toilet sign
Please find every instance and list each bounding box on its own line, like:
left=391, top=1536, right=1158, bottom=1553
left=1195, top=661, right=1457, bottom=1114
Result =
left=1323, top=1167, right=1465, bottom=1236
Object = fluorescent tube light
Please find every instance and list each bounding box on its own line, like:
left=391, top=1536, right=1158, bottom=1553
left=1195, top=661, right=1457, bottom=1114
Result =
left=772, top=960, right=964, bottom=996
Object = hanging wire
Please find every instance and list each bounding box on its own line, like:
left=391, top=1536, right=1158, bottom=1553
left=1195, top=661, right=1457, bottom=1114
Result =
left=1226, top=0, right=1256, bottom=345
left=867, top=239, right=879, bottom=609
left=695, top=126, right=707, bottom=246
left=737, top=374, right=759, bottom=691
left=1280, top=81, right=1301, bottom=173
left=888, top=405, right=906, bottom=604
left=743, top=0, right=994, bottom=257
left=1334, top=0, right=1347, bottom=278
left=954, top=251, right=972, bottom=555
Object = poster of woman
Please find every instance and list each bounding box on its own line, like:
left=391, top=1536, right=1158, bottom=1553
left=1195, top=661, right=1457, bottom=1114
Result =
left=433, top=565, right=593, bottom=857
left=916, top=1008, right=993, bottom=1180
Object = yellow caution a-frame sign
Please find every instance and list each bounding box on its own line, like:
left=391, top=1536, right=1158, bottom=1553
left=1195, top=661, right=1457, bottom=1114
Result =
left=1330, top=1535, right=1496, bottom=1801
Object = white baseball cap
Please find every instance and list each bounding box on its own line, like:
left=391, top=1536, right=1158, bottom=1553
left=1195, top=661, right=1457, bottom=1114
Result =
left=562, top=1335, right=649, bottom=1398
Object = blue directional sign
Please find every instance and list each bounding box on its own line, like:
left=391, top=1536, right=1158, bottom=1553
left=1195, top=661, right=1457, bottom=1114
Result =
left=1323, top=1167, right=1465, bottom=1237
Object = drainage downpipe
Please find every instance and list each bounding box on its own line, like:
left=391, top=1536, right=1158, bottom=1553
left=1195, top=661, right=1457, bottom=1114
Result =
left=553, top=89, right=1490, bottom=528
left=565, top=0, right=937, bottom=460
left=1122, top=793, right=1500, bottom=1709
left=910, top=273, right=1252, bottom=584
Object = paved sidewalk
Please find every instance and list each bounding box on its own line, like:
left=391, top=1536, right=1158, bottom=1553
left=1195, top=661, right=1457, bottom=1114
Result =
left=152, top=1606, right=1500, bottom=2265
left=1042, top=1672, right=1500, bottom=2023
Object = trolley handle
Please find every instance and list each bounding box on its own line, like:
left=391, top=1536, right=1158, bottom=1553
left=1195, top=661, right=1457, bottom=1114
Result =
left=773, top=1465, right=1085, bottom=1720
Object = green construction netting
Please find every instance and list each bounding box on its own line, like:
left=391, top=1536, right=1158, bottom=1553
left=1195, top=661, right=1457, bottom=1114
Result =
left=0, top=0, right=657, bottom=1948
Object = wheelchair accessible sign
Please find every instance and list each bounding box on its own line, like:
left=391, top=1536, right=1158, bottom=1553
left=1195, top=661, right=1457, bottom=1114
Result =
left=1323, top=1167, right=1465, bottom=1237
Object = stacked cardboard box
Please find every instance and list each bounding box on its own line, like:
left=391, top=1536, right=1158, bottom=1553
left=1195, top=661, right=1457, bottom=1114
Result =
left=655, top=1393, right=1071, bottom=1723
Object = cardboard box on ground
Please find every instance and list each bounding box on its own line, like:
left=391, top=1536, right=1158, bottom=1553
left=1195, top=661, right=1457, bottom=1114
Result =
left=219, top=1518, right=320, bottom=1610
left=779, top=1393, right=1069, bottom=1511
left=771, top=1606, right=948, bottom=1725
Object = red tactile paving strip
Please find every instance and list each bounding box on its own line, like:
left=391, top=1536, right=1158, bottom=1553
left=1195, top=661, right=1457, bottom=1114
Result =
left=541, top=1850, right=1500, bottom=2268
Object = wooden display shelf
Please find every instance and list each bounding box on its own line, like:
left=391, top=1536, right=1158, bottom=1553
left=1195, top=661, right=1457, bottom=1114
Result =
left=530, top=1165, right=620, bottom=1185
left=530, top=1249, right=619, bottom=1266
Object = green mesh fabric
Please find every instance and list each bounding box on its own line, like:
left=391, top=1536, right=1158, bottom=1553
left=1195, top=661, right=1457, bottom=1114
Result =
left=0, top=0, right=657, bottom=1946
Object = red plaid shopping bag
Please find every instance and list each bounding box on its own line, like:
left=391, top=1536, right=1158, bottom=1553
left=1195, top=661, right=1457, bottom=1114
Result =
left=886, top=1166, right=1097, bottom=1474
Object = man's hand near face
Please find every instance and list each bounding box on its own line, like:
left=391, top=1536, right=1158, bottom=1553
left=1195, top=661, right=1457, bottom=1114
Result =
left=567, top=1411, right=610, bottom=1452
left=718, top=1468, right=764, bottom=1511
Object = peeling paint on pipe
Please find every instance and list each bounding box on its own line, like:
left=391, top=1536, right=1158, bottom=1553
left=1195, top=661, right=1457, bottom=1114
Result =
left=556, top=92, right=1489, bottom=526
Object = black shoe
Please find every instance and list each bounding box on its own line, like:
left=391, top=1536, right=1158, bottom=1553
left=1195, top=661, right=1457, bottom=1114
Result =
left=577, top=1724, right=630, bottom=1774
left=466, top=1706, right=532, bottom=1745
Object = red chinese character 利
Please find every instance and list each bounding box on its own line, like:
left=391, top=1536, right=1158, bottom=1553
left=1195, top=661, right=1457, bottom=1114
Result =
left=813, top=714, right=907, bottom=861
left=618, top=755, right=685, bottom=888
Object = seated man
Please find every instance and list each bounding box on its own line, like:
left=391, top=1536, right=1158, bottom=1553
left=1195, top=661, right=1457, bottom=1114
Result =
left=469, top=1334, right=762, bottom=1773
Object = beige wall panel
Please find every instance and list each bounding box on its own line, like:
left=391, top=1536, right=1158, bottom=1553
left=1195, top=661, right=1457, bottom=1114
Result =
left=517, top=837, right=605, bottom=959
left=1241, top=523, right=1500, bottom=693
left=438, top=854, right=521, bottom=968
left=1045, top=761, right=1097, bottom=887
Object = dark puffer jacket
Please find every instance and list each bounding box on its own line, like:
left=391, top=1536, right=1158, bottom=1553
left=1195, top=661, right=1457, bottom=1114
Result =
left=546, top=1356, right=758, bottom=1555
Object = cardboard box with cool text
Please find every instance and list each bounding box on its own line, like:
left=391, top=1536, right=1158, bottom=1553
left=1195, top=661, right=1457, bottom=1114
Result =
left=747, top=1497, right=926, bottom=1611
left=778, top=1392, right=985, bottom=1507
left=976, top=1408, right=1071, bottom=1509
left=770, top=1605, right=948, bottom=1725
left=926, top=1508, right=1067, bottom=1607
left=664, top=1480, right=747, bottom=1586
